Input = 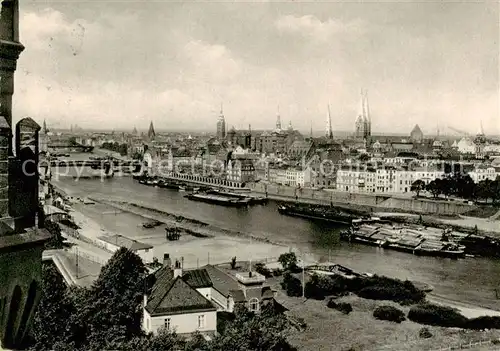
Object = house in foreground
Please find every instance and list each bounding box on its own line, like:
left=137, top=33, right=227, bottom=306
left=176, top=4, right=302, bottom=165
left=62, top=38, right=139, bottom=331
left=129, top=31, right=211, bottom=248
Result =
left=143, top=260, right=217, bottom=337
left=142, top=254, right=277, bottom=337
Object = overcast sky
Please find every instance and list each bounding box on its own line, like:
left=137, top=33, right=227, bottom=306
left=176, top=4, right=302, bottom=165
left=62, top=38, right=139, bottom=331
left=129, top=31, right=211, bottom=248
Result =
left=13, top=0, right=499, bottom=135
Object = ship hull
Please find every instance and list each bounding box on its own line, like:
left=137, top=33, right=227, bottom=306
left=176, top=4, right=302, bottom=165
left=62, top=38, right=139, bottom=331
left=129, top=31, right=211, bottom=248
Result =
left=278, top=206, right=351, bottom=225
left=185, top=194, right=249, bottom=207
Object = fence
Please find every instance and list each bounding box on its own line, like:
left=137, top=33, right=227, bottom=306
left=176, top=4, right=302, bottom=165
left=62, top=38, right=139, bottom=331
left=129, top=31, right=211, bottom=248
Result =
left=432, top=339, right=498, bottom=351
left=379, top=337, right=499, bottom=351
left=67, top=246, right=108, bottom=266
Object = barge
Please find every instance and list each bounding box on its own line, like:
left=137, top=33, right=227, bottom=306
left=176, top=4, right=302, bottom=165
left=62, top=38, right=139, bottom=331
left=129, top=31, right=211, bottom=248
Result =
left=277, top=203, right=355, bottom=225
left=185, top=193, right=250, bottom=207
left=207, top=190, right=268, bottom=205
left=340, top=221, right=466, bottom=259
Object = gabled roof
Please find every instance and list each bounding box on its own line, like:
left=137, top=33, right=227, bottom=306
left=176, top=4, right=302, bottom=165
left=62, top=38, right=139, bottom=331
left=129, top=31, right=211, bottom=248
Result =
left=410, top=124, right=423, bottom=135
left=182, top=269, right=213, bottom=289
left=146, top=270, right=216, bottom=316
left=202, top=265, right=240, bottom=297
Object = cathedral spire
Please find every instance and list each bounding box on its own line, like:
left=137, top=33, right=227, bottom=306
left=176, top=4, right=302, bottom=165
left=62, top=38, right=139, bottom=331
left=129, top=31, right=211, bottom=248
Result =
left=148, top=121, right=156, bottom=139
left=326, top=104, right=333, bottom=139
left=276, top=105, right=281, bottom=130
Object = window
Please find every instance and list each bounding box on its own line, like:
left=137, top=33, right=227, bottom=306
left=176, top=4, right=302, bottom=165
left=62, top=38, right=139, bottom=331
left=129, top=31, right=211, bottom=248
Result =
left=198, top=315, right=205, bottom=329
left=249, top=298, right=260, bottom=312
left=164, top=318, right=171, bottom=330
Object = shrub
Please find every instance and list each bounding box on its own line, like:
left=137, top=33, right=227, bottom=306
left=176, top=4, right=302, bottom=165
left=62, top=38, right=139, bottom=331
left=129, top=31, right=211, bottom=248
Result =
left=326, top=299, right=352, bottom=315
left=305, top=274, right=350, bottom=300
left=278, top=252, right=299, bottom=272
left=281, top=272, right=302, bottom=297
left=465, top=316, right=500, bottom=330
left=408, top=303, right=468, bottom=328
left=254, top=262, right=273, bottom=278
left=354, top=276, right=425, bottom=304
left=373, top=305, right=406, bottom=323
left=419, top=327, right=433, bottom=339
left=273, top=268, right=283, bottom=277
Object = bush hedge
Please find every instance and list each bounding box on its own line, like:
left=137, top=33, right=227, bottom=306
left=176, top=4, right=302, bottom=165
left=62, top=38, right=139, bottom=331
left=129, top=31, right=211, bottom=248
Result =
left=409, top=303, right=500, bottom=330
left=408, top=303, right=468, bottom=328
left=373, top=305, right=406, bottom=323
left=303, top=273, right=425, bottom=304
left=465, top=316, right=500, bottom=330
left=326, top=299, right=353, bottom=315
left=281, top=272, right=302, bottom=297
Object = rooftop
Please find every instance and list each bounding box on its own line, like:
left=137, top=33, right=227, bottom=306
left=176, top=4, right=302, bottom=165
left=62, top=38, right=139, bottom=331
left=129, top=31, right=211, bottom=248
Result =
left=146, top=269, right=216, bottom=316
left=96, top=234, right=153, bottom=251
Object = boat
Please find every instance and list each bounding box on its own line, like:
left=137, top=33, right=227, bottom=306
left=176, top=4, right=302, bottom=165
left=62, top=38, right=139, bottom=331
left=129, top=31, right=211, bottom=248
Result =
left=278, top=204, right=353, bottom=225
left=343, top=222, right=466, bottom=259
left=208, top=190, right=268, bottom=205
left=143, top=220, right=162, bottom=229
left=179, top=186, right=186, bottom=192
left=185, top=192, right=249, bottom=207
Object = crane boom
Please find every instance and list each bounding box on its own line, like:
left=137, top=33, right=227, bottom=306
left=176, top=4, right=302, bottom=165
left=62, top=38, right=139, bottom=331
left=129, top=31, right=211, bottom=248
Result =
left=447, top=126, right=469, bottom=136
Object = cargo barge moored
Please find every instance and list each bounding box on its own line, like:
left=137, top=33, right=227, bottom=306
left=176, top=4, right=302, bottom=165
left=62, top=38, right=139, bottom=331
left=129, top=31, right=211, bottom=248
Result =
left=340, top=220, right=466, bottom=259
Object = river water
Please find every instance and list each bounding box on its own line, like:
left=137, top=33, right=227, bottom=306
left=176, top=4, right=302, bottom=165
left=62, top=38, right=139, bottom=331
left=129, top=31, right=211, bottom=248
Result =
left=54, top=175, right=500, bottom=311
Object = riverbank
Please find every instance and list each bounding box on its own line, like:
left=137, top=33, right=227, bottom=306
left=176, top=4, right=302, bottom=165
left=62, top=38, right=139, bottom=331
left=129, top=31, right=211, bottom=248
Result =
left=50, top=177, right=500, bottom=313
left=52, top=180, right=291, bottom=268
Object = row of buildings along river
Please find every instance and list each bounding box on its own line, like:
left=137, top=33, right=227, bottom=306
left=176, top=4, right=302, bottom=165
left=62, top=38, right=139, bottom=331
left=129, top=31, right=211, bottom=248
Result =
left=52, top=174, right=500, bottom=311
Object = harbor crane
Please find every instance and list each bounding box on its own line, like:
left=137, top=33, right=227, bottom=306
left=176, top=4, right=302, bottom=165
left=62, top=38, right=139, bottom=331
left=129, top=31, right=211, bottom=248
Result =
left=446, top=125, right=470, bottom=136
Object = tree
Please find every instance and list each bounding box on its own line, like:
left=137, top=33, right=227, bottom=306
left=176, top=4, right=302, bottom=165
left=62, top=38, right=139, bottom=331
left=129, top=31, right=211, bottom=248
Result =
left=278, top=252, right=298, bottom=272
left=210, top=304, right=297, bottom=351
left=230, top=256, right=237, bottom=270
left=426, top=180, right=440, bottom=198
left=83, top=248, right=148, bottom=348
left=31, top=264, right=76, bottom=350
left=281, top=272, right=302, bottom=297
left=45, top=220, right=64, bottom=249
left=410, top=180, right=426, bottom=197
left=359, top=153, right=370, bottom=162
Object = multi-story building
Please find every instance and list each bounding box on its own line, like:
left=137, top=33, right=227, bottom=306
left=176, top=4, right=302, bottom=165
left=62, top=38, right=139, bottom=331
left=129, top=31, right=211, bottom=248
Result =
left=336, top=166, right=446, bottom=194
left=268, top=167, right=311, bottom=187
left=226, top=158, right=256, bottom=184
left=468, top=166, right=498, bottom=183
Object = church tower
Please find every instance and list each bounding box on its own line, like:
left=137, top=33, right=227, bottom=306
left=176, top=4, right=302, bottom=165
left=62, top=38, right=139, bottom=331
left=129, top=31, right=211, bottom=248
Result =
left=216, top=103, right=226, bottom=139
left=0, top=1, right=51, bottom=348
left=148, top=121, right=156, bottom=140
left=275, top=106, right=282, bottom=131
left=354, top=89, right=371, bottom=140
left=326, top=104, right=333, bottom=139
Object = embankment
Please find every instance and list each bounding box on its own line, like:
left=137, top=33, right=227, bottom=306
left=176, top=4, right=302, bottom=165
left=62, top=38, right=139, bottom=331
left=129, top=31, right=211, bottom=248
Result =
left=250, top=183, right=475, bottom=216
left=87, top=196, right=281, bottom=246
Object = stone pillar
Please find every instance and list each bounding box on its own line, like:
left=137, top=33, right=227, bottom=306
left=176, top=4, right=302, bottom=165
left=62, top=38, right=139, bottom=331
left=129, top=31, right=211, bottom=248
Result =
left=0, top=119, right=9, bottom=219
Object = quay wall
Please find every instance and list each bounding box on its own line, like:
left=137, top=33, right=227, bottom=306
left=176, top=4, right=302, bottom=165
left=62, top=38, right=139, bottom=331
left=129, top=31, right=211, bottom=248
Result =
left=249, top=183, right=475, bottom=216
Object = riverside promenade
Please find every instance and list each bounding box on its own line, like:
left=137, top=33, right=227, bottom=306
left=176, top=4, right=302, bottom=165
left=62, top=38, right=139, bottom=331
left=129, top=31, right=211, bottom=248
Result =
left=248, top=183, right=475, bottom=216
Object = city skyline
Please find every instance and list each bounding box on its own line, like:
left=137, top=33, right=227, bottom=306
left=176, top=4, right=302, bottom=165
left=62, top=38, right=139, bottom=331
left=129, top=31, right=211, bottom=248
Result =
left=13, top=1, right=499, bottom=134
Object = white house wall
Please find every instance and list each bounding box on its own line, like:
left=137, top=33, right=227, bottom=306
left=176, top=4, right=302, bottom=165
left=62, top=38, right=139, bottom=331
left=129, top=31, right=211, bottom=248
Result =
left=147, top=311, right=217, bottom=335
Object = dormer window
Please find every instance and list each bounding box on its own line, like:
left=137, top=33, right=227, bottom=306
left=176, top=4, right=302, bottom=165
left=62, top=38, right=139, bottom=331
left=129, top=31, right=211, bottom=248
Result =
left=249, top=298, right=259, bottom=312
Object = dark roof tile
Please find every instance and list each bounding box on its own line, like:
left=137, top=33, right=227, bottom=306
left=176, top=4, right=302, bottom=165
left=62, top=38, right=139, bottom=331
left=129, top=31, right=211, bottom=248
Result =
left=146, top=274, right=216, bottom=316
left=183, top=269, right=213, bottom=289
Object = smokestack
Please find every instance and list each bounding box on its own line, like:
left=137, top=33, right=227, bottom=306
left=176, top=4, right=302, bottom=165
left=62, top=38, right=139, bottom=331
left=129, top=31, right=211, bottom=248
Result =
left=173, top=259, right=183, bottom=278
left=163, top=253, right=171, bottom=267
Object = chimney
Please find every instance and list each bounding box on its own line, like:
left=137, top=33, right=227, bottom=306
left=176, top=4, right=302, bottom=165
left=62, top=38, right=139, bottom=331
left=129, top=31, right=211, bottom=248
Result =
left=173, top=258, right=183, bottom=278
left=163, top=253, right=171, bottom=267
